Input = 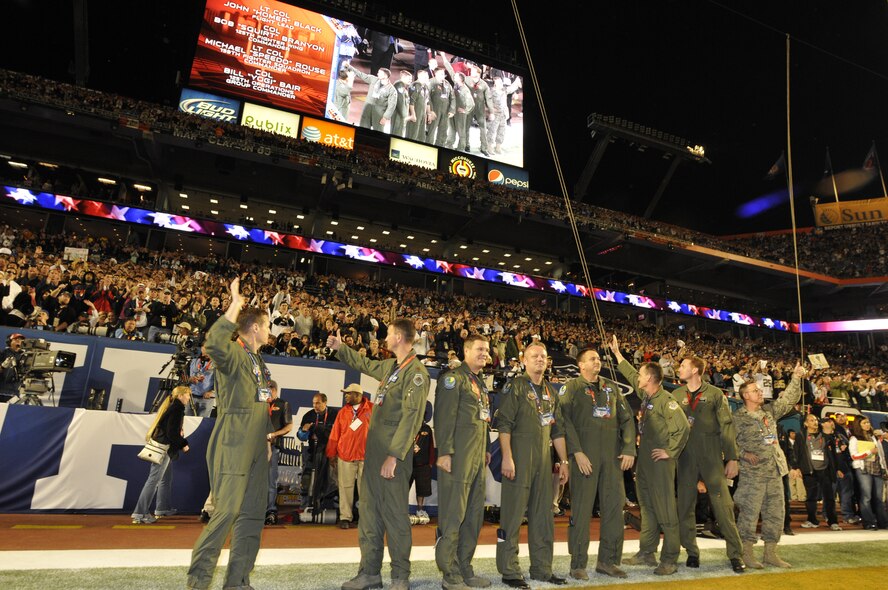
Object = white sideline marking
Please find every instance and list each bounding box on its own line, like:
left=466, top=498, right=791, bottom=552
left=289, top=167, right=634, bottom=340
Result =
left=0, top=530, right=884, bottom=570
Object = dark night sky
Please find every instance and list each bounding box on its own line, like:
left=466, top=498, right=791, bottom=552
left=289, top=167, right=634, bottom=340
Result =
left=4, top=0, right=887, bottom=234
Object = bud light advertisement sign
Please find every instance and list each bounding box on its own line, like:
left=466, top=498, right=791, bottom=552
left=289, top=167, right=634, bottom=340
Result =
left=487, top=163, right=530, bottom=190
left=178, top=88, right=241, bottom=123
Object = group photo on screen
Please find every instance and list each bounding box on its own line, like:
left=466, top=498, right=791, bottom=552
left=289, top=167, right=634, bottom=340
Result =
left=329, top=31, right=524, bottom=167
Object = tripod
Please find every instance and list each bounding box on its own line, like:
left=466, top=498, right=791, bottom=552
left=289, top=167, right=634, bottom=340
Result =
left=149, top=354, right=197, bottom=415
left=13, top=375, right=56, bottom=407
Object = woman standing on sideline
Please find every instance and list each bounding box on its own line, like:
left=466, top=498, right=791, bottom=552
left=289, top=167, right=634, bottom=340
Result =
left=849, top=418, right=888, bottom=530
left=131, top=385, right=191, bottom=524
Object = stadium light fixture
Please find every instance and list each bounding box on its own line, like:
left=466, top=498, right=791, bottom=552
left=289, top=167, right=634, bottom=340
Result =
left=8, top=161, right=28, bottom=168
left=133, top=183, right=152, bottom=191
left=268, top=209, right=277, bottom=214
left=209, top=198, right=218, bottom=204
left=240, top=204, right=248, bottom=209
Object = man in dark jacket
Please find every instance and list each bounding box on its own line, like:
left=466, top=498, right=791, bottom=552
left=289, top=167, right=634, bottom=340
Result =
left=796, top=414, right=842, bottom=530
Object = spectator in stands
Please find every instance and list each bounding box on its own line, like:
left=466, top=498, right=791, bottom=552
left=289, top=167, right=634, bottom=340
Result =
left=270, top=302, right=295, bottom=337
left=326, top=383, right=372, bottom=529
left=202, top=295, right=223, bottom=329
left=146, top=288, right=178, bottom=343
left=823, top=416, right=859, bottom=525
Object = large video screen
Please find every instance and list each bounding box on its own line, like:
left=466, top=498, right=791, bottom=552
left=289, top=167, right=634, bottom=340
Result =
left=189, top=0, right=524, bottom=167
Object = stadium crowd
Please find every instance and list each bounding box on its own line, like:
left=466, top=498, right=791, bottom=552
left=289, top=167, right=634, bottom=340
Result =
left=1, top=223, right=886, bottom=412
left=3, top=68, right=886, bottom=279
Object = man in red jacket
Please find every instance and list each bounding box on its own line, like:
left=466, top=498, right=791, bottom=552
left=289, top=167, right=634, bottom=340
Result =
left=327, top=383, right=373, bottom=529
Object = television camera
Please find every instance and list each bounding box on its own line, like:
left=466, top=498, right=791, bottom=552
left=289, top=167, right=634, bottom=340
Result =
left=12, top=338, right=76, bottom=406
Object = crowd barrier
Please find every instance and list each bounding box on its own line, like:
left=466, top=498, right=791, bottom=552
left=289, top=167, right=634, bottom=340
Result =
left=0, top=328, right=515, bottom=512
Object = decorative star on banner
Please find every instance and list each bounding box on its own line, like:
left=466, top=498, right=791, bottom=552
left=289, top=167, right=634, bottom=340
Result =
left=8, top=187, right=37, bottom=205
left=436, top=260, right=454, bottom=274
left=549, top=280, right=567, bottom=293
left=403, top=255, right=425, bottom=269
left=463, top=267, right=487, bottom=280
left=54, top=195, right=78, bottom=211
left=149, top=212, right=175, bottom=227
left=108, top=206, right=130, bottom=221
left=167, top=218, right=197, bottom=233
left=668, top=301, right=683, bottom=313
left=225, top=225, right=250, bottom=240
left=264, top=231, right=284, bottom=245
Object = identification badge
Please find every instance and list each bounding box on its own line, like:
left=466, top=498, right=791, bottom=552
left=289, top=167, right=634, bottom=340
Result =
left=811, top=449, right=825, bottom=461
left=763, top=434, right=777, bottom=445
left=688, top=416, right=695, bottom=427
left=479, top=407, right=491, bottom=422
left=257, top=387, right=271, bottom=402
left=389, top=374, right=399, bottom=383
left=539, top=412, right=554, bottom=426
left=375, top=392, right=385, bottom=406
left=161, top=316, right=167, bottom=327
left=593, top=406, right=611, bottom=419
left=349, top=418, right=362, bottom=431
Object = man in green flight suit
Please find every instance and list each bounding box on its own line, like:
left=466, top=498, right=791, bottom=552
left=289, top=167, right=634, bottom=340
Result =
left=327, top=319, right=431, bottom=590
left=559, top=348, right=636, bottom=580
left=187, top=277, right=272, bottom=590
left=609, top=335, right=689, bottom=576
left=345, top=63, right=398, bottom=133
left=671, top=355, right=746, bottom=573
left=496, top=341, right=570, bottom=589
left=426, top=66, right=454, bottom=146
left=449, top=72, right=475, bottom=152
left=435, top=334, right=494, bottom=590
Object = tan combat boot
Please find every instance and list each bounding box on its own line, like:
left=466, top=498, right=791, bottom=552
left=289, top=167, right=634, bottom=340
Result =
left=741, top=540, right=763, bottom=569
left=762, top=542, right=792, bottom=568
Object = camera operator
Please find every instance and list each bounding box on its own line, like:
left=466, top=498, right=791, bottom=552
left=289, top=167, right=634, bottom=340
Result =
left=0, top=333, right=26, bottom=402
left=188, top=345, right=216, bottom=418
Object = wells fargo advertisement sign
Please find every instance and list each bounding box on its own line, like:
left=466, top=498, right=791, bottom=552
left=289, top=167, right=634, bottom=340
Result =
left=815, top=197, right=888, bottom=227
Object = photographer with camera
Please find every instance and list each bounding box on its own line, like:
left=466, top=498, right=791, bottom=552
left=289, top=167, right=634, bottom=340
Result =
left=115, top=317, right=145, bottom=341
left=0, top=333, right=26, bottom=402
left=188, top=345, right=216, bottom=418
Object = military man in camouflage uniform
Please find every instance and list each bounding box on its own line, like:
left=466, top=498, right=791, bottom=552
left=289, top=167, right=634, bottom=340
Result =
left=435, top=335, right=493, bottom=590
left=496, top=342, right=569, bottom=588
left=345, top=63, right=398, bottom=133
left=734, top=363, right=806, bottom=570
left=671, top=356, right=745, bottom=573
left=559, top=348, right=636, bottom=580
left=610, top=335, right=689, bottom=576
left=327, top=320, right=431, bottom=590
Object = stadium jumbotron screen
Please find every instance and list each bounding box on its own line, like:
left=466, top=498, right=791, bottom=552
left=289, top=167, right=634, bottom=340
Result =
left=188, top=0, right=525, bottom=167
